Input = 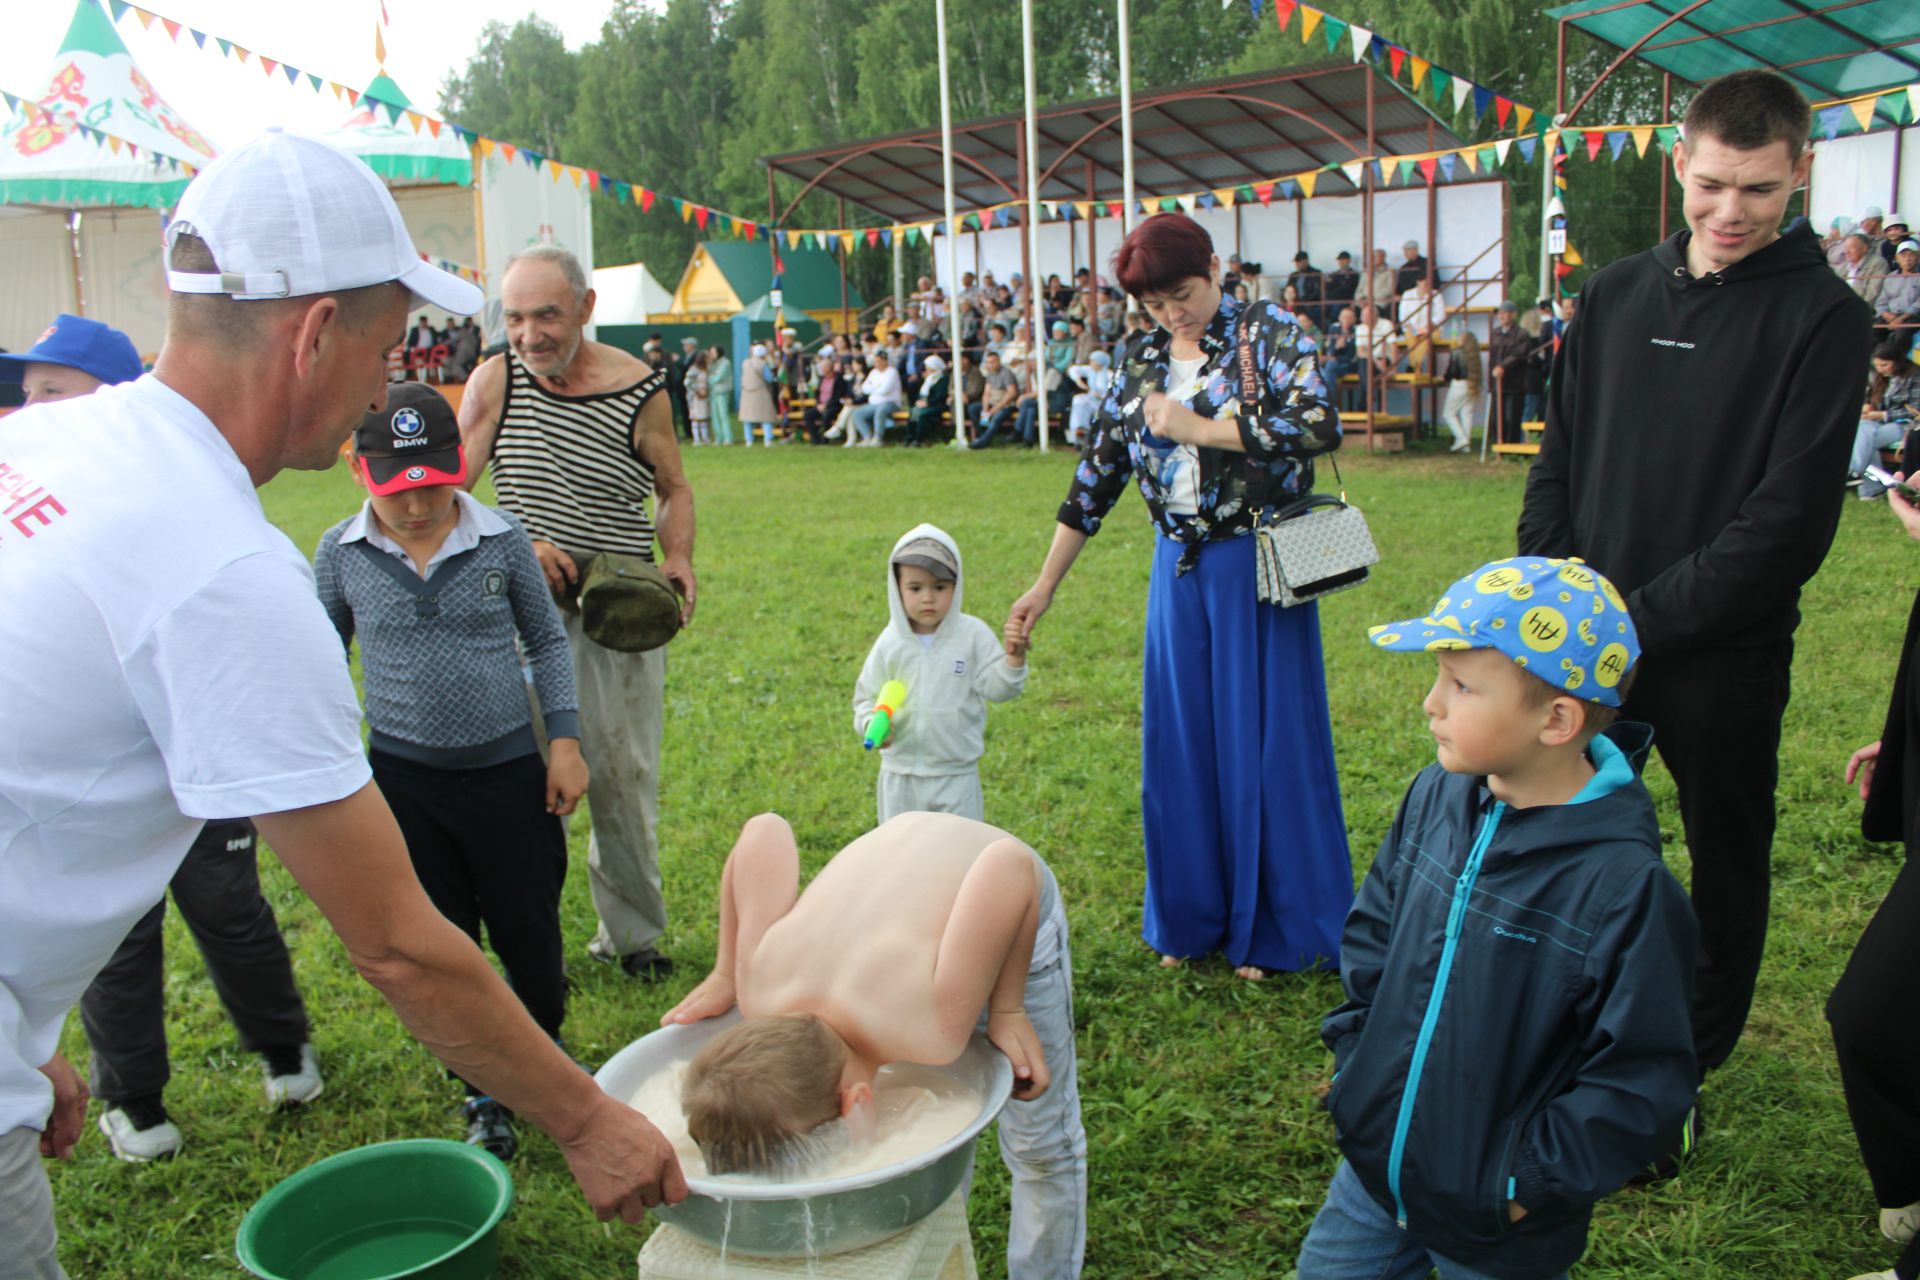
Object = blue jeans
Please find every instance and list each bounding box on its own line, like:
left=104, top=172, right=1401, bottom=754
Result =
left=1015, top=399, right=1039, bottom=444
left=1851, top=417, right=1906, bottom=477
left=1297, top=1162, right=1568, bottom=1280
left=851, top=399, right=899, bottom=443
left=971, top=404, right=1018, bottom=448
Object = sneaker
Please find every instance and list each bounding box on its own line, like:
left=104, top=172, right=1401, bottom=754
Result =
left=1625, top=1100, right=1701, bottom=1187
left=1884, top=1201, right=1920, bottom=1244
left=1847, top=473, right=1866, bottom=488
left=463, top=1096, right=518, bottom=1162
left=98, top=1095, right=182, bottom=1162
left=589, top=940, right=675, bottom=981
left=262, top=1043, right=324, bottom=1108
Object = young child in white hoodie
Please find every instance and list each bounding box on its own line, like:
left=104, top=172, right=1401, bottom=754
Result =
left=854, top=524, right=1028, bottom=823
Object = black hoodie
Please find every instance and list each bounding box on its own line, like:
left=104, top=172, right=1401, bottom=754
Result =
left=1517, top=220, right=1872, bottom=658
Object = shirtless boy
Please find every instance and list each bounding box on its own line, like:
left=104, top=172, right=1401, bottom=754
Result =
left=661, top=811, right=1087, bottom=1280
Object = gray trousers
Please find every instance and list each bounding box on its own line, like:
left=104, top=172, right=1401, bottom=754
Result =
left=971, top=865, right=1088, bottom=1280
left=564, top=613, right=669, bottom=957
left=0, top=1128, right=65, bottom=1279
left=79, top=820, right=308, bottom=1104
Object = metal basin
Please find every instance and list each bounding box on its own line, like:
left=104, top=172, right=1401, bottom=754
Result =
left=595, top=1011, right=1011, bottom=1257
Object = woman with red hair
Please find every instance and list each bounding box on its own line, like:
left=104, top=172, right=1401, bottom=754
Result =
left=1005, top=213, right=1353, bottom=980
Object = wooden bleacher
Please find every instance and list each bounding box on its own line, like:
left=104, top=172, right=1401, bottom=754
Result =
left=1492, top=420, right=1546, bottom=458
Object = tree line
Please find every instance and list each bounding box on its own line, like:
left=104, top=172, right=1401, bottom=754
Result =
left=441, top=0, right=1680, bottom=309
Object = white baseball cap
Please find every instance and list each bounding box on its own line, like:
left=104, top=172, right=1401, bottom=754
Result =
left=1863, top=205, right=1886, bottom=220
left=165, top=129, right=483, bottom=315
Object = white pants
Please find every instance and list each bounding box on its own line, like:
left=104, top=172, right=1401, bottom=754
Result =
left=0, top=1128, right=66, bottom=1279
left=1440, top=380, right=1479, bottom=449
left=877, top=768, right=984, bottom=824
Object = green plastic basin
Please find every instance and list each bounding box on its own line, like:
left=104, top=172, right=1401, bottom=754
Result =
left=236, top=1139, right=513, bottom=1280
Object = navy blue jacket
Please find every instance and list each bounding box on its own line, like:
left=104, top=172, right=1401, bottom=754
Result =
left=1323, top=725, right=1698, bottom=1279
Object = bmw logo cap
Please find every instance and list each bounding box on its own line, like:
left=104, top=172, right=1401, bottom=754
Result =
left=353, top=382, right=466, bottom=495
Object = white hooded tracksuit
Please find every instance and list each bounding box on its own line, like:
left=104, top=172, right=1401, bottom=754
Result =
left=854, top=524, right=1025, bottom=823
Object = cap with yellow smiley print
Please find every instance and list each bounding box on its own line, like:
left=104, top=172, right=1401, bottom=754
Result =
left=1366, top=556, right=1641, bottom=706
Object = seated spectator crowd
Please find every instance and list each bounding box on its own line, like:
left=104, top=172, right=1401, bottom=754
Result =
left=1827, top=207, right=1920, bottom=500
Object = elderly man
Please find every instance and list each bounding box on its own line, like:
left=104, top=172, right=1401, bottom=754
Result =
left=1359, top=247, right=1397, bottom=311
left=1486, top=299, right=1533, bottom=444
left=458, top=245, right=697, bottom=982
left=1841, top=231, right=1892, bottom=307
left=0, top=134, right=684, bottom=1280
left=1394, top=239, right=1430, bottom=296
left=1878, top=238, right=1920, bottom=342
left=1860, top=206, right=1888, bottom=253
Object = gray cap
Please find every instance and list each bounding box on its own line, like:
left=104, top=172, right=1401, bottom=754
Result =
left=1498, top=299, right=1518, bottom=313
left=892, top=536, right=957, bottom=583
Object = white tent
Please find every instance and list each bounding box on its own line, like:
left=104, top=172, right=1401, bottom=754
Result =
left=0, top=0, right=217, bottom=354
left=591, top=262, right=672, bottom=324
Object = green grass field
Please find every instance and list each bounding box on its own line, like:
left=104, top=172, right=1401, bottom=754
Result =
left=44, top=439, right=1911, bottom=1278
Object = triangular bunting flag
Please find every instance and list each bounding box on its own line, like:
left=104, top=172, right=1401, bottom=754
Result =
left=107, top=135, right=122, bottom=155
left=213, top=35, right=230, bottom=55
left=881, top=228, right=893, bottom=248
left=1349, top=23, right=1372, bottom=61
left=586, top=170, right=602, bottom=192
left=694, top=205, right=710, bottom=228
left=1472, top=85, right=1492, bottom=119
left=1495, top=97, right=1513, bottom=127
left=1453, top=76, right=1473, bottom=116
left=1302, top=6, right=1322, bottom=41
left=1459, top=148, right=1478, bottom=173
left=1438, top=154, right=1456, bottom=180
left=1248, top=0, right=1263, bottom=19
left=427, top=117, right=442, bottom=138
left=1817, top=105, right=1845, bottom=140
left=1514, top=136, right=1534, bottom=163
left=1430, top=68, right=1450, bottom=105
left=1654, top=125, right=1678, bottom=151
left=1298, top=169, right=1318, bottom=198
left=1395, top=158, right=1414, bottom=184
left=1255, top=181, right=1275, bottom=206
left=677, top=199, right=692, bottom=222
left=1197, top=191, right=1216, bottom=210
left=1585, top=130, right=1604, bottom=161
left=1850, top=97, right=1877, bottom=132
left=547, top=162, right=563, bottom=184
left=1274, top=0, right=1297, bottom=31
left=1176, top=194, right=1197, bottom=212
left=282, top=64, right=300, bottom=86
left=382, top=99, right=403, bottom=125
left=1341, top=160, right=1363, bottom=187
left=1043, top=200, right=1058, bottom=219
left=1480, top=146, right=1497, bottom=169
left=815, top=231, right=830, bottom=251
left=1107, top=201, right=1124, bottom=217
left=161, top=18, right=179, bottom=39
left=130, top=7, right=154, bottom=29
left=1389, top=47, right=1405, bottom=79
left=307, top=73, right=323, bottom=92
left=640, top=187, right=655, bottom=212
left=233, top=46, right=249, bottom=65
left=1417, top=157, right=1437, bottom=183
left=190, top=28, right=206, bottom=48
left=260, top=58, right=277, bottom=77
left=840, top=231, right=855, bottom=254
left=1159, top=196, right=1179, bottom=212
left=1607, top=131, right=1629, bottom=160
left=1411, top=57, right=1429, bottom=89
left=1213, top=188, right=1237, bottom=208
left=1514, top=105, right=1534, bottom=134
left=345, top=87, right=360, bottom=106
left=1323, top=15, right=1347, bottom=53
left=1630, top=126, right=1653, bottom=157
left=865, top=227, right=880, bottom=248
left=108, top=0, right=128, bottom=19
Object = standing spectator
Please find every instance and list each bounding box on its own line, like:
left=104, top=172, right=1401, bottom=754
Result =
left=1844, top=233, right=1893, bottom=307
left=1834, top=483, right=1920, bottom=1280
left=849, top=353, right=903, bottom=446
left=1323, top=251, right=1359, bottom=312
left=459, top=244, right=698, bottom=982
left=1287, top=251, right=1324, bottom=326
left=660, top=338, right=689, bottom=440
left=1394, top=240, right=1429, bottom=296
left=968, top=349, right=1021, bottom=449
left=1487, top=299, right=1531, bottom=444
left=1519, top=306, right=1552, bottom=425
left=737, top=343, right=778, bottom=447
left=1359, top=247, right=1396, bottom=311
left=1005, top=214, right=1351, bottom=981
left=1877, top=239, right=1920, bottom=342
left=1518, top=72, right=1872, bottom=1157
left=684, top=351, right=710, bottom=446
left=1438, top=325, right=1482, bottom=453
left=708, top=345, right=735, bottom=446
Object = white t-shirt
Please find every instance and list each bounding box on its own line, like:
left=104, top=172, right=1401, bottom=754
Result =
left=1159, top=354, right=1208, bottom=515
left=0, top=376, right=370, bottom=1135
left=1356, top=317, right=1397, bottom=359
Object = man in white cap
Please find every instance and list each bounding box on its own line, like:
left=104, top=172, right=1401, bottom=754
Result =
left=0, top=131, right=684, bottom=1280
left=1861, top=205, right=1887, bottom=254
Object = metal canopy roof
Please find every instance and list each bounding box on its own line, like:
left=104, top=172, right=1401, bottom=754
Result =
left=760, top=60, right=1480, bottom=225
left=1549, top=0, right=1920, bottom=107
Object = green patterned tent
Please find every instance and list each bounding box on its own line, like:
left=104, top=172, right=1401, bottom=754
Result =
left=316, top=71, right=471, bottom=187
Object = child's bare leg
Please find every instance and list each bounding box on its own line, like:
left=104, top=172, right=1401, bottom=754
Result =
left=661, top=813, right=800, bottom=1025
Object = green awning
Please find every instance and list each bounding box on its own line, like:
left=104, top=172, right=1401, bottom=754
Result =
left=1550, top=0, right=1920, bottom=126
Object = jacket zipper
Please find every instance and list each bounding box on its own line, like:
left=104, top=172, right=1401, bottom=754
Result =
left=1386, top=799, right=1505, bottom=1228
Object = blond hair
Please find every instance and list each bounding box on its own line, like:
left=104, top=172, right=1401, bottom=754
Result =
left=682, top=1014, right=845, bottom=1175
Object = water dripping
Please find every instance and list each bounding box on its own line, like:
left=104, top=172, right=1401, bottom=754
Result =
left=800, top=1199, right=818, bottom=1279
left=717, top=1197, right=732, bottom=1276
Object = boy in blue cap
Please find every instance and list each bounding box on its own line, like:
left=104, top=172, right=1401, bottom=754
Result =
left=0, top=314, right=144, bottom=407
left=1297, top=557, right=1698, bottom=1280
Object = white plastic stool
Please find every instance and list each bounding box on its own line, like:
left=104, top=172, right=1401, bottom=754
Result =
left=637, top=1186, right=977, bottom=1280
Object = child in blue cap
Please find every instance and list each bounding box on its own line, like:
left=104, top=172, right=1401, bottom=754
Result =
left=0, top=314, right=144, bottom=406
left=1297, top=556, right=1699, bottom=1280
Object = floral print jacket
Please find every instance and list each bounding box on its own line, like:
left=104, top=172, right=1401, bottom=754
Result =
left=1055, top=294, right=1341, bottom=572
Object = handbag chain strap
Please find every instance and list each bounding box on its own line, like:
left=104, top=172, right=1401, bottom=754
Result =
left=1237, top=311, right=1346, bottom=501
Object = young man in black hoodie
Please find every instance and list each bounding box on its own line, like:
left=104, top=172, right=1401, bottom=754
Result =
left=1517, top=71, right=1872, bottom=1119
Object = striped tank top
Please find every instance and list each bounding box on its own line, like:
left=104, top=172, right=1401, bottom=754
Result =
left=491, top=350, right=667, bottom=561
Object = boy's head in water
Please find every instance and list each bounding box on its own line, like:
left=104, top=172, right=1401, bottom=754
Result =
left=681, top=1013, right=873, bottom=1175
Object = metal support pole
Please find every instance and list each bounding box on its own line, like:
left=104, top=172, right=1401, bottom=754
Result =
left=1362, top=66, right=1375, bottom=452
left=1658, top=74, right=1672, bottom=241
left=67, top=210, right=86, bottom=316
left=837, top=194, right=850, bottom=331
left=1022, top=0, right=1048, bottom=452
left=892, top=232, right=905, bottom=320
left=936, top=0, right=965, bottom=442
left=1539, top=122, right=1560, bottom=311
left=1118, top=0, right=1136, bottom=235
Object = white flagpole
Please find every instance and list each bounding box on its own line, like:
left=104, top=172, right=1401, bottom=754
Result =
left=1118, top=0, right=1137, bottom=235
left=1023, top=0, right=1048, bottom=452
left=936, top=0, right=965, bottom=445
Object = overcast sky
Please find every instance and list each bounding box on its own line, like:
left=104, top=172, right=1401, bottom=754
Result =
left=2, top=0, right=615, bottom=151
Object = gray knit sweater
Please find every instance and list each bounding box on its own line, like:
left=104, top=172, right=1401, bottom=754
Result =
left=313, top=497, right=580, bottom=769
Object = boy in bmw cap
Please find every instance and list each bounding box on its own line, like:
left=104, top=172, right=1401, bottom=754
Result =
left=314, top=382, right=588, bottom=1161
left=1296, top=556, right=1698, bottom=1280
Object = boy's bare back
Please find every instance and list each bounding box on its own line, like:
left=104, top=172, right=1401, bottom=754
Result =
left=667, top=811, right=1048, bottom=1088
